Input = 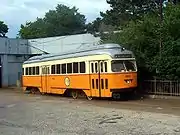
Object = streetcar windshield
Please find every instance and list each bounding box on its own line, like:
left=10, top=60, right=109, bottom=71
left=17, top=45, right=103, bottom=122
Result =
left=111, top=60, right=136, bottom=72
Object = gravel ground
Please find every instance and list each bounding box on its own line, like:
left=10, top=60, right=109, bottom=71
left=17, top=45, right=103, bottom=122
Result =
left=0, top=89, right=180, bottom=135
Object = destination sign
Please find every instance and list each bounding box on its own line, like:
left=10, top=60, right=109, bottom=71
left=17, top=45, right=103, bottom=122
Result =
left=114, top=54, right=133, bottom=58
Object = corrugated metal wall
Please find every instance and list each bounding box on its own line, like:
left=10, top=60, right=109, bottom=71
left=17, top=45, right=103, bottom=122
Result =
left=0, top=38, right=31, bottom=87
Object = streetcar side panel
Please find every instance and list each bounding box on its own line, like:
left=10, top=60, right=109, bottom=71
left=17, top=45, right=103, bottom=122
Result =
left=22, top=65, right=42, bottom=91
left=22, top=55, right=111, bottom=94
left=49, top=74, right=90, bottom=90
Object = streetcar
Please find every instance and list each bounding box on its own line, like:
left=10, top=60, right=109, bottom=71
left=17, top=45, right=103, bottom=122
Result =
left=22, top=43, right=137, bottom=100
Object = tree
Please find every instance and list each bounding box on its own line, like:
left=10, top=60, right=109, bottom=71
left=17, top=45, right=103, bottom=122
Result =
left=101, top=0, right=161, bottom=26
left=0, top=21, right=8, bottom=37
left=19, top=4, right=86, bottom=39
left=101, top=4, right=180, bottom=80
left=19, top=18, right=47, bottom=39
left=86, top=17, right=102, bottom=34
left=172, top=0, right=180, bottom=4
left=86, top=17, right=116, bottom=35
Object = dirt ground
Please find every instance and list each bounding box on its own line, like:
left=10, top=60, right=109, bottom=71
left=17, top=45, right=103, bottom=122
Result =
left=0, top=88, right=180, bottom=135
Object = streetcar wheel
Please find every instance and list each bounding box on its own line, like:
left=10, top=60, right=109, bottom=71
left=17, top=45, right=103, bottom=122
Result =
left=112, top=92, right=121, bottom=100
left=72, top=91, right=78, bottom=99
left=41, top=92, right=45, bottom=95
left=24, top=90, right=31, bottom=94
left=87, top=96, right=93, bottom=101
left=31, top=88, right=36, bottom=94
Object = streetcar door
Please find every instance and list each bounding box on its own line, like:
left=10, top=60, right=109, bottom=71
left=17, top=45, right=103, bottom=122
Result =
left=41, top=65, right=50, bottom=93
left=89, top=61, right=102, bottom=97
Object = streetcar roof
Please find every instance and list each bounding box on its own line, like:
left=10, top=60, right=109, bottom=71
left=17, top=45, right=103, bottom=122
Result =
left=24, top=43, right=135, bottom=64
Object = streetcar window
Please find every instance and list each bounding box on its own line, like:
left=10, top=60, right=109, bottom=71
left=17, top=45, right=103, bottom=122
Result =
left=91, top=63, right=94, bottom=73
left=92, top=79, right=95, bottom=89
left=62, top=64, right=66, bottom=74
left=25, top=68, right=28, bottom=75
left=101, top=79, right=104, bottom=89
left=47, top=67, right=50, bottom=74
left=32, top=67, right=35, bottom=75
left=41, top=67, right=43, bottom=74
left=51, top=65, right=55, bottom=74
left=29, top=67, right=32, bottom=75
left=42, top=67, right=45, bottom=74
left=124, top=61, right=136, bottom=71
left=105, top=62, right=107, bottom=72
left=111, top=60, right=125, bottom=72
left=31, top=67, right=33, bottom=75
left=67, top=63, right=72, bottom=74
left=56, top=64, right=61, bottom=74
left=80, top=62, right=85, bottom=73
left=22, top=68, right=24, bottom=75
left=111, top=60, right=136, bottom=72
left=95, top=63, right=98, bottom=73
left=96, top=79, right=99, bottom=89
left=100, top=62, right=103, bottom=73
left=73, top=62, right=78, bottom=73
left=105, top=79, right=108, bottom=89
left=36, top=67, right=39, bottom=75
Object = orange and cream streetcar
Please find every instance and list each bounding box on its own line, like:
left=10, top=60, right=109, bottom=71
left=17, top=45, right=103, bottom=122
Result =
left=22, top=43, right=137, bottom=100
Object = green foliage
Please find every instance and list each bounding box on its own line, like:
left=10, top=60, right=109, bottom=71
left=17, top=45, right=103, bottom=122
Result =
left=19, top=4, right=86, bottom=39
left=0, top=21, right=8, bottom=37
left=86, top=17, right=116, bottom=35
left=172, top=0, right=180, bottom=4
left=19, top=18, right=47, bottom=39
left=101, top=0, right=159, bottom=26
left=102, top=4, right=180, bottom=80
left=86, top=17, right=102, bottom=34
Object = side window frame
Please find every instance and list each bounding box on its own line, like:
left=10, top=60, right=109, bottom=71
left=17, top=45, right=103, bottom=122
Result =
left=73, top=62, right=79, bottom=73
left=91, top=63, right=94, bottom=73
left=80, top=62, right=86, bottom=73
left=100, top=62, right=104, bottom=73
left=36, top=66, right=39, bottom=75
left=56, top=64, right=61, bottom=74
left=62, top=63, right=66, bottom=74
left=104, top=61, right=108, bottom=73
left=22, top=68, right=24, bottom=75
left=51, top=65, right=56, bottom=74
left=67, top=63, right=72, bottom=74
